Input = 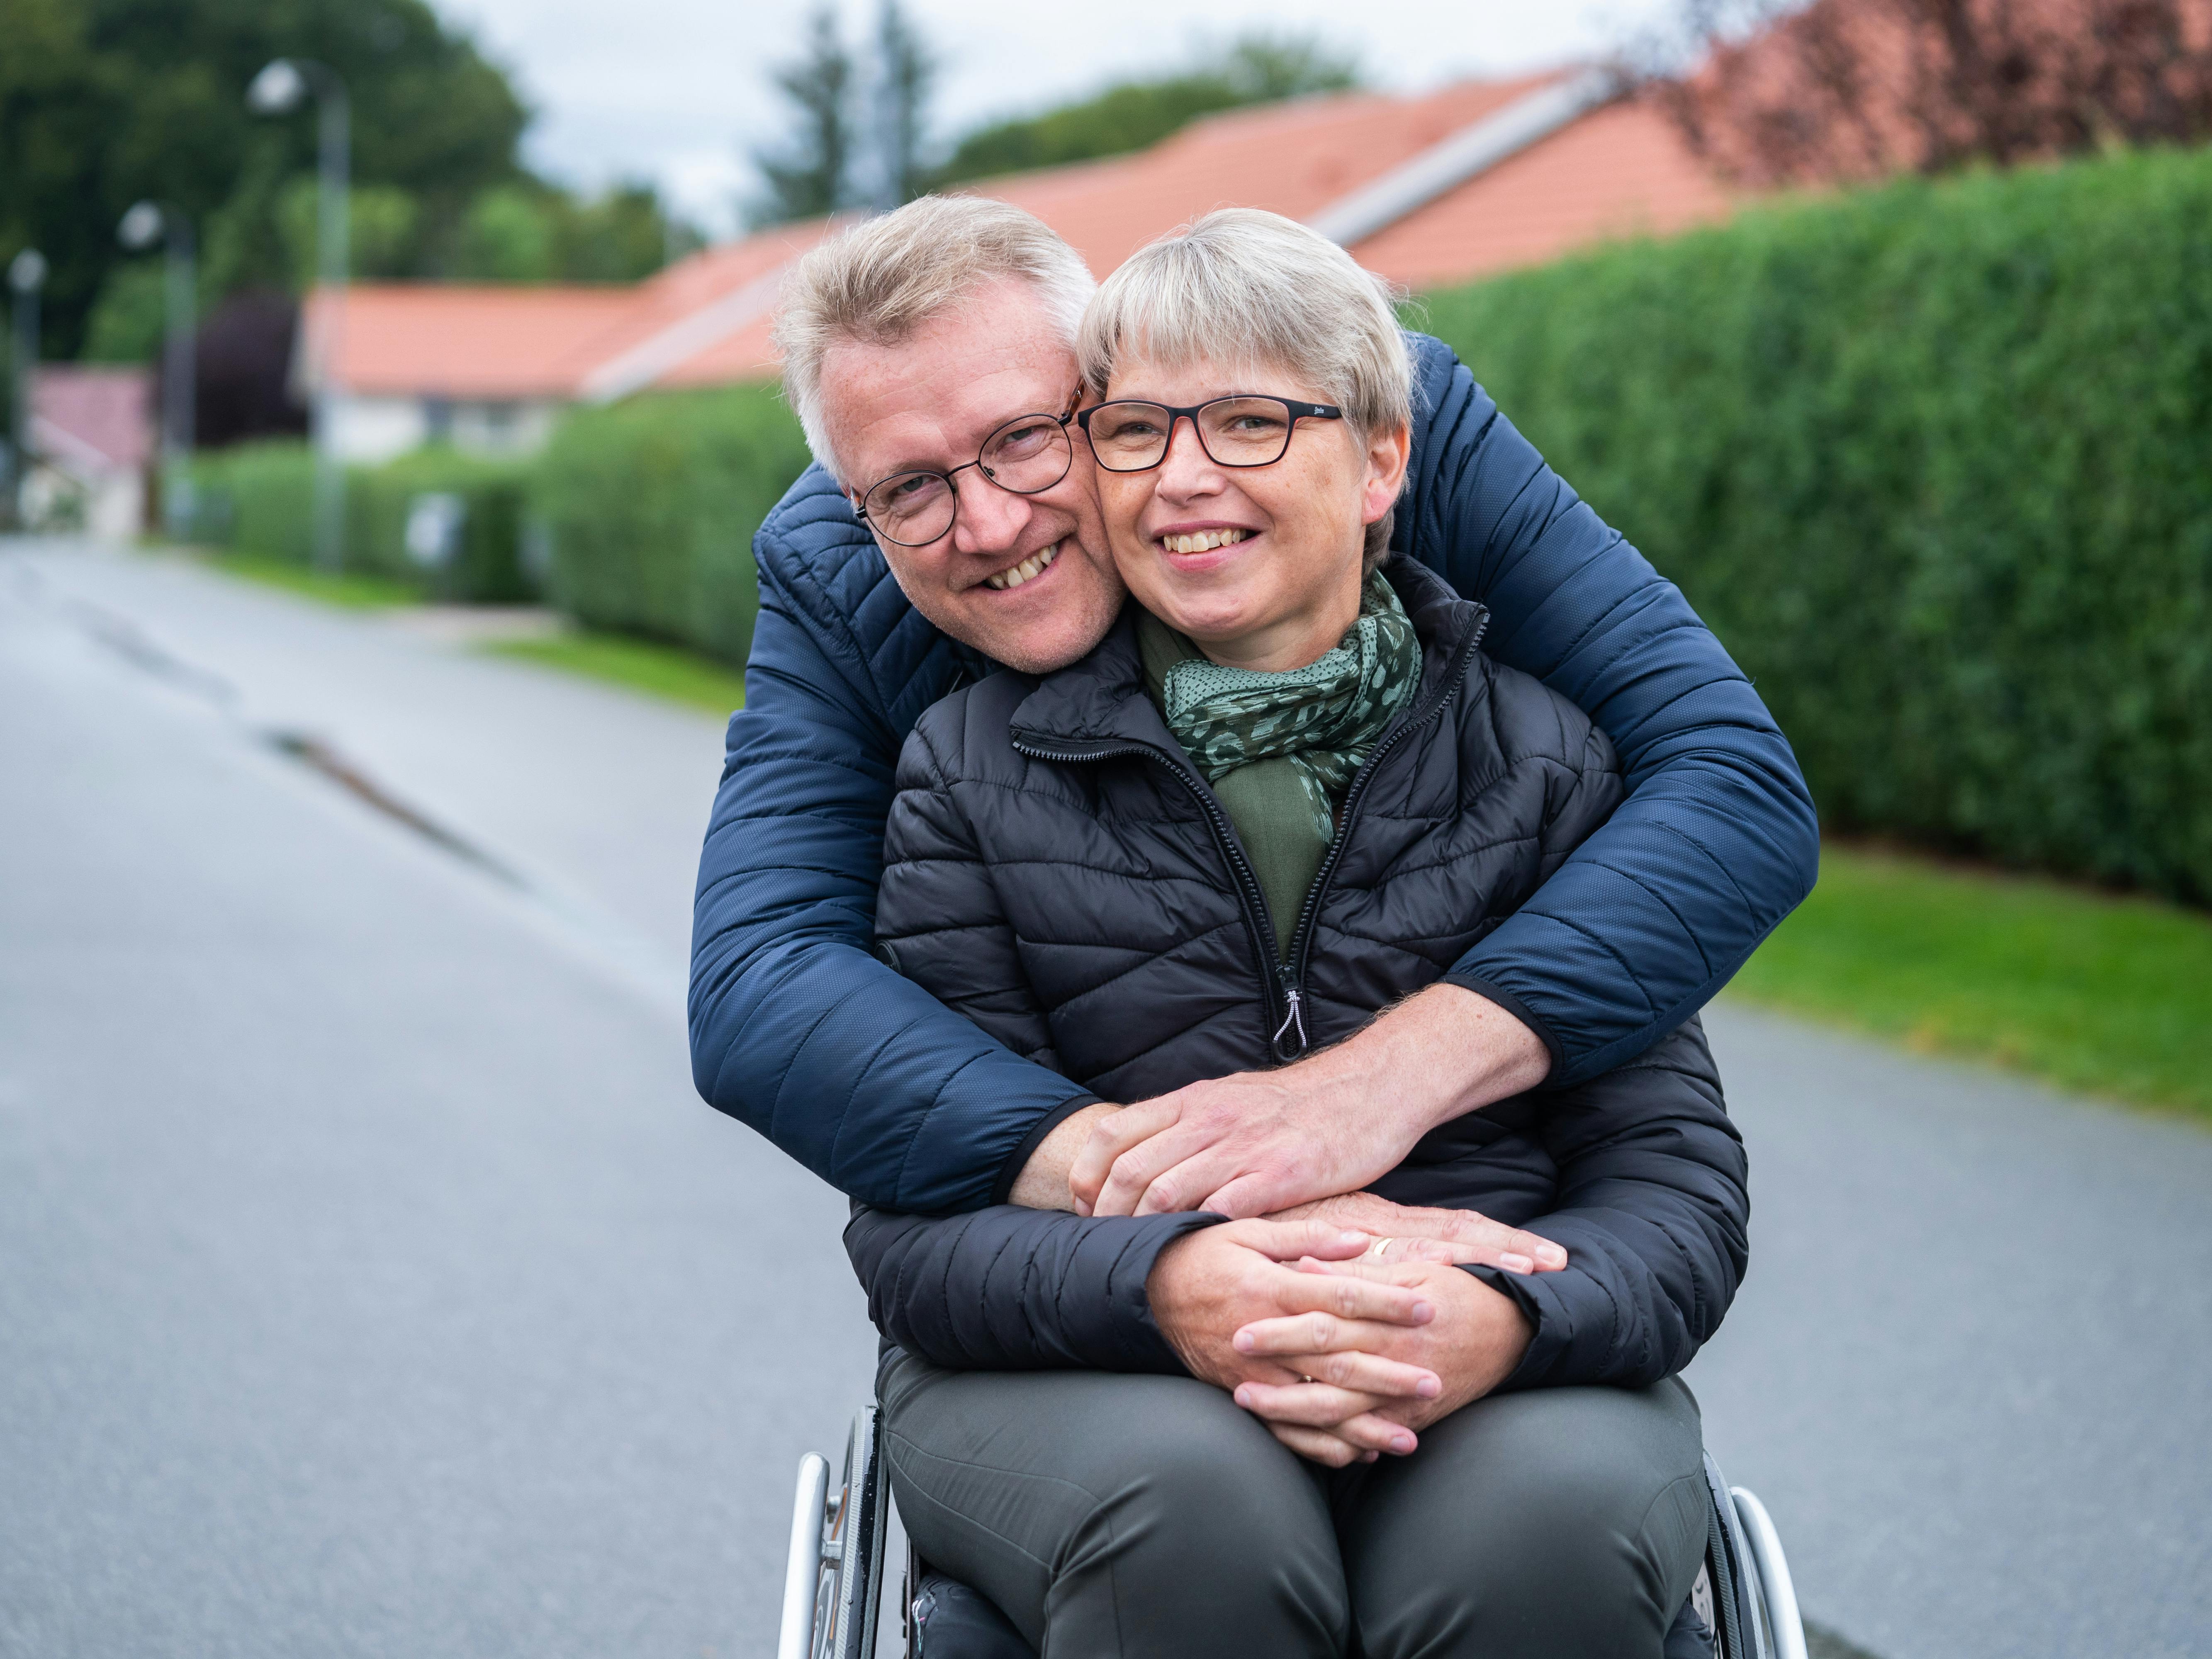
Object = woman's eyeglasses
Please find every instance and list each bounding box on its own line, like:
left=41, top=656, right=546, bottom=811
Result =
left=1075, top=396, right=1343, bottom=473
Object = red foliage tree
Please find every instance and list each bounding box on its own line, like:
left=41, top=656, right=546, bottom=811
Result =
left=1649, top=0, right=2212, bottom=185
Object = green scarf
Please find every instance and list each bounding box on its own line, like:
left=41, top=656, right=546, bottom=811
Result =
left=1145, top=572, right=1423, bottom=845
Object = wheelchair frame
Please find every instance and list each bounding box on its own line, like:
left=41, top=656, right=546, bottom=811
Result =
left=777, top=1405, right=1806, bottom=1659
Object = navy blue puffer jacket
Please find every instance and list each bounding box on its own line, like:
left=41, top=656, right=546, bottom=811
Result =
left=690, top=333, right=1817, bottom=1214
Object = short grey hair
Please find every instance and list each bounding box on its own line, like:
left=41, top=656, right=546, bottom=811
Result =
left=773, top=195, right=1097, bottom=482
left=1077, top=209, right=1412, bottom=569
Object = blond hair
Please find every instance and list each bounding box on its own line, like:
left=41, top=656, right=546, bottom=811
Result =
left=772, top=195, right=1096, bottom=481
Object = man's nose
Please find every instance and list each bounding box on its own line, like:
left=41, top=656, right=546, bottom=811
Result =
left=949, top=467, right=1030, bottom=556
left=1154, top=419, right=1222, bottom=499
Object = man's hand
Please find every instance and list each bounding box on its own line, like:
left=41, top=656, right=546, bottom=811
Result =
left=1072, top=984, right=1550, bottom=1218
left=1147, top=1220, right=1446, bottom=1458
left=1229, top=1259, right=1534, bottom=1467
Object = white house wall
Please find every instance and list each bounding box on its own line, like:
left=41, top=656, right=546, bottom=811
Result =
left=329, top=395, right=429, bottom=465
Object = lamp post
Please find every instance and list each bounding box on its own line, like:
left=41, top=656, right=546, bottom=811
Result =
left=248, top=57, right=349, bottom=574
left=7, top=248, right=46, bottom=531
left=119, top=202, right=197, bottom=539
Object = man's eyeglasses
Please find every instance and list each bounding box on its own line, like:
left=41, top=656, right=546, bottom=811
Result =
left=1074, top=396, right=1343, bottom=473
left=853, top=393, right=1080, bottom=548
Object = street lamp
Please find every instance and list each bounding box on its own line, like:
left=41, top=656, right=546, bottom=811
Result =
left=7, top=247, right=46, bottom=532
left=248, top=57, right=349, bottom=574
left=119, top=202, right=197, bottom=539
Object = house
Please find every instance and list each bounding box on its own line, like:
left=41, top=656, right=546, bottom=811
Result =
left=302, top=70, right=1734, bottom=461
left=24, top=365, right=154, bottom=540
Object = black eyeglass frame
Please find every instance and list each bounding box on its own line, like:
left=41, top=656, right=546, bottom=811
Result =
left=1074, top=395, right=1344, bottom=473
left=851, top=390, right=1083, bottom=548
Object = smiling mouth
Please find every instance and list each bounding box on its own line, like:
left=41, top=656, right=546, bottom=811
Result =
left=982, top=541, right=1061, bottom=591
left=1160, top=528, right=1253, bottom=554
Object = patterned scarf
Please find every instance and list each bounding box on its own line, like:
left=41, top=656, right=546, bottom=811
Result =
left=1156, top=573, right=1423, bottom=842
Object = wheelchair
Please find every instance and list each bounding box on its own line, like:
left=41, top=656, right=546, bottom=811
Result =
left=778, top=1403, right=1807, bottom=1659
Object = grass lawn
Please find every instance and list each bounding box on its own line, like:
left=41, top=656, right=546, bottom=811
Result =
left=183, top=549, right=423, bottom=610
left=483, top=631, right=747, bottom=718
left=1729, top=844, right=2212, bottom=1121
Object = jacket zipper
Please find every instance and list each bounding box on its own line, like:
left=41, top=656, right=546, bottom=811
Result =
left=1273, top=608, right=1492, bottom=1060
left=1010, top=601, right=1489, bottom=1068
left=1009, top=736, right=1291, bottom=1051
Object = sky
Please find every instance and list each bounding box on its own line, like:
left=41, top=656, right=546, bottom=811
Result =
left=433, top=0, right=1679, bottom=238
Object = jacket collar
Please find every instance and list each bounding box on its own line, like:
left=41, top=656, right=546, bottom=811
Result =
left=1008, top=557, right=1488, bottom=759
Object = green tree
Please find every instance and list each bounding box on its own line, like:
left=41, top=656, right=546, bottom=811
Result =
left=0, top=0, right=530, bottom=357
left=748, top=6, right=856, bottom=228
left=871, top=0, right=933, bottom=208
left=457, top=184, right=556, bottom=281
left=930, top=31, right=1360, bottom=188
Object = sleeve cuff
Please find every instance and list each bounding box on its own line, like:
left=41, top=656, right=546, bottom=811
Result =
left=989, top=1092, right=1103, bottom=1207
left=1440, top=973, right=1567, bottom=1085
left=1461, top=1262, right=1556, bottom=1394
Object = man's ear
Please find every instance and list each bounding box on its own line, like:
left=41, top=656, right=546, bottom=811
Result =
left=1362, top=421, right=1412, bottom=525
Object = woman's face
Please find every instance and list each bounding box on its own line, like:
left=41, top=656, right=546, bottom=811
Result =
left=1092, top=352, right=1410, bottom=673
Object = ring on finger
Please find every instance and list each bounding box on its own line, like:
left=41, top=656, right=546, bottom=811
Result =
left=1367, top=1235, right=1394, bottom=1260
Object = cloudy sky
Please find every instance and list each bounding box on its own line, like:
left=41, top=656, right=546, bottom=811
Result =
left=433, top=0, right=1677, bottom=237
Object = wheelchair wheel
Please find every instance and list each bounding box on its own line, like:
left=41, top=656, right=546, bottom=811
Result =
left=1701, top=1454, right=1808, bottom=1659
left=777, top=1407, right=892, bottom=1659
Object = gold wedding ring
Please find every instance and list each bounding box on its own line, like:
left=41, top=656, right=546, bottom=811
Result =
left=1367, top=1236, right=1394, bottom=1260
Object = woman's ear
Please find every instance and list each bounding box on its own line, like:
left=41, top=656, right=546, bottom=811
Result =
left=1361, top=421, right=1412, bottom=525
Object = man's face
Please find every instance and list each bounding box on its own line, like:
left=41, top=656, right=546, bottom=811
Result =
left=819, top=278, right=1124, bottom=674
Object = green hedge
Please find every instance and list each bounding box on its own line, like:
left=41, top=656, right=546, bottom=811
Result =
left=1423, top=145, right=2212, bottom=904
left=185, top=442, right=535, bottom=602
left=528, top=383, right=813, bottom=665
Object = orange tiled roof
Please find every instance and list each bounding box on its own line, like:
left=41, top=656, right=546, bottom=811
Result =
left=306, top=285, right=640, bottom=398
left=312, top=73, right=1735, bottom=400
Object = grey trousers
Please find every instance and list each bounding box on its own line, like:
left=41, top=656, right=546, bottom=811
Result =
left=880, top=1349, right=1709, bottom=1659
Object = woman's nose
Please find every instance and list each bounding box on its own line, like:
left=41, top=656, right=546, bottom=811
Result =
left=1154, top=419, right=1220, bottom=497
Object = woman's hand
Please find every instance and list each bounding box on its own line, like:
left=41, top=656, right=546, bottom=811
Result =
left=1266, top=1192, right=1567, bottom=1276
left=1227, top=1258, right=1535, bottom=1467
left=1148, top=1220, right=1444, bottom=1413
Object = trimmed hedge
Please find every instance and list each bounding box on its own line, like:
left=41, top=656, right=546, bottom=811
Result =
left=1423, top=145, right=2212, bottom=904
left=185, top=442, right=535, bottom=602
left=528, top=383, right=813, bottom=666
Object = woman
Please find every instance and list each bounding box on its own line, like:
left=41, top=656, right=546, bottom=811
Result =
left=852, top=209, right=1743, bottom=1659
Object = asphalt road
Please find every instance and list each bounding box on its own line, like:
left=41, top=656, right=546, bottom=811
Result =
left=5, top=540, right=2208, bottom=1659
left=1, top=543, right=874, bottom=1659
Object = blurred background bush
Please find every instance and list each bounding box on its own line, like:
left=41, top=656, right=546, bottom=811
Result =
left=1425, top=143, right=2212, bottom=905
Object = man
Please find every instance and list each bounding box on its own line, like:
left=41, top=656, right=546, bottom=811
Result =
left=691, top=195, right=1811, bottom=1649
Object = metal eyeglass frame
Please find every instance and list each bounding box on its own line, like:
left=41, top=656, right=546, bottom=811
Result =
left=1073, top=395, right=1344, bottom=472
left=851, top=390, right=1083, bottom=548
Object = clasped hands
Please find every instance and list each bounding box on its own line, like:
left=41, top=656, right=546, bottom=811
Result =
left=1142, top=1197, right=1557, bottom=1467
left=1049, top=988, right=1562, bottom=1466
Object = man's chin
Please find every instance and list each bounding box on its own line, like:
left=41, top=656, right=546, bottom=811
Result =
left=977, top=611, right=1120, bottom=675
left=943, top=572, right=1125, bottom=674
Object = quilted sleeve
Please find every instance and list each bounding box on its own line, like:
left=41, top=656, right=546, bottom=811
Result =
left=1402, top=333, right=1821, bottom=1086
left=1465, top=1018, right=1749, bottom=1391
left=687, top=481, right=1093, bottom=1214
left=844, top=1202, right=1218, bottom=1372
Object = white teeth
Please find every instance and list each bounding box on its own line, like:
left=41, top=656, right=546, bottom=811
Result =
left=1162, top=528, right=1253, bottom=555
left=983, top=540, right=1060, bottom=591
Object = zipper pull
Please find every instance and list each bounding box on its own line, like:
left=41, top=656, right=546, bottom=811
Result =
left=1272, top=976, right=1308, bottom=1060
